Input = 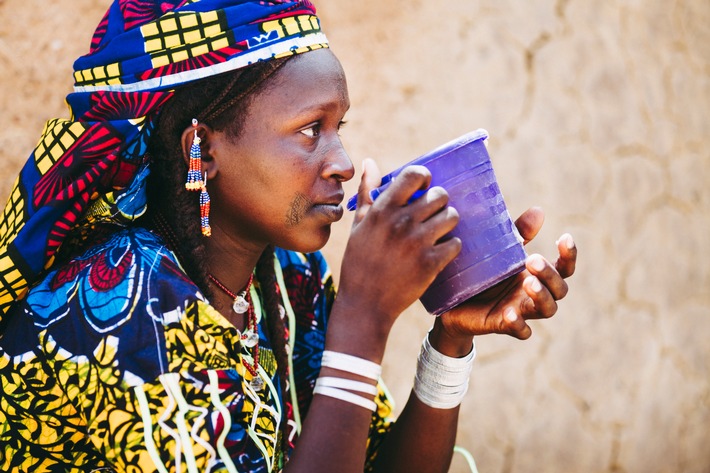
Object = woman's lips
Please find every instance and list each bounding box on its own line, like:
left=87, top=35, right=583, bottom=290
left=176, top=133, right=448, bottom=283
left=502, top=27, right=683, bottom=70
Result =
left=312, top=203, right=344, bottom=222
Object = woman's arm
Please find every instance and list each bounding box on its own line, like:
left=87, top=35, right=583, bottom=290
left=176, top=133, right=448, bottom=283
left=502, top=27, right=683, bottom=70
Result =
left=283, top=161, right=462, bottom=472
left=285, top=164, right=576, bottom=473
left=368, top=324, right=472, bottom=473
left=370, top=208, right=577, bottom=473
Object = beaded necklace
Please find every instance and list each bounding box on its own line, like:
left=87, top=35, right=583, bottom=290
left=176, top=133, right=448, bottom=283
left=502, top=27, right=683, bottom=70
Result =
left=209, top=273, right=264, bottom=391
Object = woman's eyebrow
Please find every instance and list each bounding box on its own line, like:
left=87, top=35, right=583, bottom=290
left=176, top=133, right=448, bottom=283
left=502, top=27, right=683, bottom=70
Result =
left=290, top=99, right=348, bottom=117
left=294, top=102, right=330, bottom=114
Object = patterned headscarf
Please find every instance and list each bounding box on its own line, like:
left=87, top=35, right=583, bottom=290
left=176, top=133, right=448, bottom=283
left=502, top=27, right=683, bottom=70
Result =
left=0, top=0, right=328, bottom=317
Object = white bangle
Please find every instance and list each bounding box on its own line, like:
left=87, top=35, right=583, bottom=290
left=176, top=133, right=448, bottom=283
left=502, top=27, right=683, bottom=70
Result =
left=420, top=334, right=475, bottom=368
left=413, top=333, right=475, bottom=409
left=313, top=386, right=378, bottom=412
left=321, top=350, right=382, bottom=381
left=316, top=377, right=378, bottom=396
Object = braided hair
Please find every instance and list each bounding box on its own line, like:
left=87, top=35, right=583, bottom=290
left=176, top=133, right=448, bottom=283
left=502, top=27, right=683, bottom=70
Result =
left=145, top=56, right=295, bottom=457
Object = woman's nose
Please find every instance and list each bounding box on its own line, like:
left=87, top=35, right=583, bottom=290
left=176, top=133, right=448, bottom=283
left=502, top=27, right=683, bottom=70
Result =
left=323, top=139, right=355, bottom=182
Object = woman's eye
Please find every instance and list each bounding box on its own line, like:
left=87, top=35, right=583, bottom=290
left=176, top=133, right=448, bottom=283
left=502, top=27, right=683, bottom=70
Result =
left=300, top=124, right=320, bottom=138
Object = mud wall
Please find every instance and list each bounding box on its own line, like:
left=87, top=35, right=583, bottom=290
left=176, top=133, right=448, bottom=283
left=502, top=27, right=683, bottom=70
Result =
left=1, top=1, right=708, bottom=472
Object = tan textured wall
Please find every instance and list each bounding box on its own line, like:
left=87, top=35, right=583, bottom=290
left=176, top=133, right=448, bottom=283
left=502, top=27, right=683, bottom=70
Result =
left=1, top=1, right=708, bottom=472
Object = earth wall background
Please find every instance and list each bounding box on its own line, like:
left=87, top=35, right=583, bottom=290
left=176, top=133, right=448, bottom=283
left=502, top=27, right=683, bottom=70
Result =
left=0, top=1, right=708, bottom=471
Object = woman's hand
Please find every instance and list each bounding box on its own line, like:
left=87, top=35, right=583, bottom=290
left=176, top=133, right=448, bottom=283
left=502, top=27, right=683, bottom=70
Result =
left=433, top=207, right=577, bottom=349
left=336, top=159, right=462, bottom=332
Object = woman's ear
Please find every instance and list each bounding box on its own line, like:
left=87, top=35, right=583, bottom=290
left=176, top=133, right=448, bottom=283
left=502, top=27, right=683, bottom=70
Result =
left=180, top=120, right=219, bottom=180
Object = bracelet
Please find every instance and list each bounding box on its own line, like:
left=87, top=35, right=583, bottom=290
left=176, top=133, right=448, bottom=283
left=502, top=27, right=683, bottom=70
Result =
left=313, top=386, right=378, bottom=412
left=413, top=332, right=475, bottom=409
left=321, top=350, right=382, bottom=381
left=316, top=377, right=378, bottom=396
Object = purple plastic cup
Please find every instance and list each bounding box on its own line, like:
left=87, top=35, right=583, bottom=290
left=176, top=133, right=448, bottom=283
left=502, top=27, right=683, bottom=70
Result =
left=347, top=129, right=527, bottom=316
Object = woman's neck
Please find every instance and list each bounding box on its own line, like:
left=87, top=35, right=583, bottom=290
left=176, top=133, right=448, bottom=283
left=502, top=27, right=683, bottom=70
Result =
left=203, top=222, right=267, bottom=329
left=204, top=226, right=264, bottom=289
left=147, top=209, right=267, bottom=328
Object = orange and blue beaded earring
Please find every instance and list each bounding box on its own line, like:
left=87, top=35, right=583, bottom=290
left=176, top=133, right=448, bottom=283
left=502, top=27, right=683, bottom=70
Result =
left=199, top=173, right=212, bottom=237
left=185, top=119, right=204, bottom=191
left=185, top=119, right=211, bottom=236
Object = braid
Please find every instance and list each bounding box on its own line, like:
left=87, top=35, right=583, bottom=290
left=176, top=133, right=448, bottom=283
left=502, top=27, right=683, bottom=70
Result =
left=145, top=57, right=296, bottom=459
left=256, top=246, right=292, bottom=455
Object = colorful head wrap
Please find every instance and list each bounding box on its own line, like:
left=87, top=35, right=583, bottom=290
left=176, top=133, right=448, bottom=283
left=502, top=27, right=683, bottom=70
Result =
left=0, top=0, right=328, bottom=318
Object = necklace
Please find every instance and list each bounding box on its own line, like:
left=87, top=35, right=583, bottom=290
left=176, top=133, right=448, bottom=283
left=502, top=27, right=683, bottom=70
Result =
left=208, top=273, right=263, bottom=391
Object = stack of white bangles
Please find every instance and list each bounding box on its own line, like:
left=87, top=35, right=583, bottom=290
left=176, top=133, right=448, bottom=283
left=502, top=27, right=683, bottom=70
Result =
left=315, top=351, right=382, bottom=411
left=413, top=333, right=476, bottom=409
left=315, top=334, right=475, bottom=412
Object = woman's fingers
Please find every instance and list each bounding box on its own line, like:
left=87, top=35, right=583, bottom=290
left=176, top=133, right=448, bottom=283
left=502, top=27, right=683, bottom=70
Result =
left=419, top=202, right=460, bottom=244
left=409, top=186, right=450, bottom=222
left=429, top=236, right=463, bottom=274
left=353, top=158, right=382, bottom=224
left=514, top=207, right=545, bottom=244
left=373, top=165, right=460, bottom=245
left=555, top=233, right=577, bottom=278
left=526, top=254, right=569, bottom=301
left=359, top=165, right=458, bottom=231
left=439, top=230, right=578, bottom=342
left=519, top=275, right=558, bottom=320
left=518, top=234, right=577, bottom=320
left=376, top=165, right=431, bottom=208
left=501, top=306, right=533, bottom=340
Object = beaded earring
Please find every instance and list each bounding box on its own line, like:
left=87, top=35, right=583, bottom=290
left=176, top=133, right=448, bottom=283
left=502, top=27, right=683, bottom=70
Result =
left=185, top=118, right=204, bottom=191
left=200, top=174, right=212, bottom=237
left=184, top=119, right=211, bottom=237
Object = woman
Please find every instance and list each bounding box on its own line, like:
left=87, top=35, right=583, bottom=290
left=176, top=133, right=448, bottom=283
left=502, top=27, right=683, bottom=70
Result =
left=0, top=1, right=576, bottom=472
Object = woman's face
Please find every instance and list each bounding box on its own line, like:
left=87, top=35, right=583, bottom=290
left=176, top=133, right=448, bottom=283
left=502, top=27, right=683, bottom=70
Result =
left=208, top=49, right=354, bottom=253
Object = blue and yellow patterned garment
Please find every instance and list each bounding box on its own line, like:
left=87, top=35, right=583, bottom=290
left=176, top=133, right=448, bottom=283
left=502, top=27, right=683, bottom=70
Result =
left=0, top=227, right=393, bottom=472
left=0, top=2, right=394, bottom=470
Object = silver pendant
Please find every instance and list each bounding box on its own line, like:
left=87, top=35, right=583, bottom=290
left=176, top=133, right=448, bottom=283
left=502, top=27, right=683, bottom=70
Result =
left=241, top=330, right=259, bottom=348
left=250, top=376, right=264, bottom=392
left=232, top=295, right=249, bottom=314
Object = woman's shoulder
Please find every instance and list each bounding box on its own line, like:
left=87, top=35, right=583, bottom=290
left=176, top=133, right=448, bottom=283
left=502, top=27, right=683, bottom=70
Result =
left=30, top=226, right=199, bottom=306
left=24, top=226, right=204, bottom=341
left=14, top=226, right=220, bottom=383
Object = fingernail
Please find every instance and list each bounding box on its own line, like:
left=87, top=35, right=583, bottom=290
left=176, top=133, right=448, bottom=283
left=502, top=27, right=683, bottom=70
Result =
left=563, top=233, right=575, bottom=250
left=529, top=277, right=542, bottom=293
left=529, top=255, right=545, bottom=272
left=505, top=308, right=518, bottom=322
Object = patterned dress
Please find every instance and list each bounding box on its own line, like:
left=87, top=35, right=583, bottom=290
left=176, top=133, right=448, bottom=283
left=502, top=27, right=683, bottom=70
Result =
left=0, top=227, right=392, bottom=472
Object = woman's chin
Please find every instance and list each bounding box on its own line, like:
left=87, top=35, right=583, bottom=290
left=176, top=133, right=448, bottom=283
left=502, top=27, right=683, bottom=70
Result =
left=288, top=225, right=331, bottom=253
